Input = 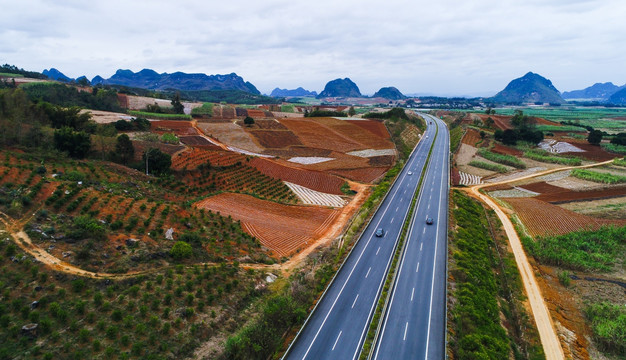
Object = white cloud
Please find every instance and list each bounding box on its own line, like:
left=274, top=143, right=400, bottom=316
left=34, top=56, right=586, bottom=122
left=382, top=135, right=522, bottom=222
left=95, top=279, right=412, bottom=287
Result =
left=2, top=0, right=625, bottom=95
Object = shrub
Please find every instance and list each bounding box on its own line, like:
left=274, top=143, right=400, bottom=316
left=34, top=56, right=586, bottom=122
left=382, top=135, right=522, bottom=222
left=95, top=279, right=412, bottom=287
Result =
left=170, top=241, right=193, bottom=260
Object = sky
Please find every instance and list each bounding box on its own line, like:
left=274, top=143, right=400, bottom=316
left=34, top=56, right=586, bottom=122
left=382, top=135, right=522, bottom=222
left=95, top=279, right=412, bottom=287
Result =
left=2, top=0, right=625, bottom=97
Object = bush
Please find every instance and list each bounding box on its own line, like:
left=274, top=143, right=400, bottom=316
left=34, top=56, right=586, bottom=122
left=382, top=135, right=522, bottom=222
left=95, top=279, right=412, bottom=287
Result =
left=170, top=241, right=193, bottom=260
left=585, top=302, right=626, bottom=355
left=571, top=169, right=626, bottom=184
left=477, top=149, right=526, bottom=168
left=468, top=160, right=508, bottom=173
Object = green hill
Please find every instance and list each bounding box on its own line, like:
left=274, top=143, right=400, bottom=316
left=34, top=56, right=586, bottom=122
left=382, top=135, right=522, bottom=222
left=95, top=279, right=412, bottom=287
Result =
left=491, top=72, right=565, bottom=105
left=317, top=78, right=361, bottom=98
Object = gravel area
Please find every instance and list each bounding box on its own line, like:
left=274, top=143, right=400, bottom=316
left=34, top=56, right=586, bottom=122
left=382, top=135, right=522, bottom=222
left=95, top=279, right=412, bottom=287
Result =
left=288, top=157, right=334, bottom=165
left=486, top=167, right=546, bottom=183
left=347, top=149, right=396, bottom=158
left=489, top=187, right=539, bottom=198
left=538, top=170, right=571, bottom=182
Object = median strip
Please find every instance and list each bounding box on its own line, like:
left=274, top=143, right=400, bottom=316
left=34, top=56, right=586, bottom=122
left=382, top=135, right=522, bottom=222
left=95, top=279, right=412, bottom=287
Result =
left=361, top=119, right=440, bottom=359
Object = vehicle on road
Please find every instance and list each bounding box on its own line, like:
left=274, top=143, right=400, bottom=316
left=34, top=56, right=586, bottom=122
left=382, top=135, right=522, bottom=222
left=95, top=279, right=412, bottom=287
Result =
left=426, top=217, right=434, bottom=225
left=407, top=171, right=413, bottom=175
left=375, top=228, right=384, bottom=237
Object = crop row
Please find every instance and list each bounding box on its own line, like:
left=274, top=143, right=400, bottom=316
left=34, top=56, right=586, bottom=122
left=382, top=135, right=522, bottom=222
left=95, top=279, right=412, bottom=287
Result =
left=477, top=149, right=526, bottom=168
left=523, top=149, right=582, bottom=166
left=571, top=169, right=626, bottom=184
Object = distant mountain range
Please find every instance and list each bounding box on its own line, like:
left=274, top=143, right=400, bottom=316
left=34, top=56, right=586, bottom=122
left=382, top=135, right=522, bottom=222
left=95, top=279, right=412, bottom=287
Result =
left=562, top=82, right=626, bottom=101
left=270, top=87, right=317, bottom=97
left=91, top=69, right=260, bottom=94
left=490, top=72, right=565, bottom=104
left=317, top=78, right=362, bottom=98
left=373, top=86, right=406, bottom=100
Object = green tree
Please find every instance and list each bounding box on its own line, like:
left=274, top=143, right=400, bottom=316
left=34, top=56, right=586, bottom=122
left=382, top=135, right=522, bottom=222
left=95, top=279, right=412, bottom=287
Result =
left=348, top=106, right=356, bottom=116
left=53, top=126, right=91, bottom=158
left=170, top=241, right=193, bottom=260
left=588, top=129, right=603, bottom=145
left=143, top=148, right=171, bottom=175
left=244, top=116, right=255, bottom=126
left=115, top=134, right=134, bottom=165
left=171, top=92, right=184, bottom=114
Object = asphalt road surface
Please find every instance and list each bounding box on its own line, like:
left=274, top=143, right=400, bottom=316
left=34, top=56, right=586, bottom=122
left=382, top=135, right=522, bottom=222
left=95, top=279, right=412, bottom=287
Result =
left=284, top=115, right=447, bottom=360
left=372, top=113, right=449, bottom=359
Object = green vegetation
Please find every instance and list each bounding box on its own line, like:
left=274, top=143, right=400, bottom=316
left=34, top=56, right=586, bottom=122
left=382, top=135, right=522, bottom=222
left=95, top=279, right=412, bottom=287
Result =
left=280, top=104, right=295, bottom=113
left=523, top=226, right=626, bottom=272
left=495, top=107, right=626, bottom=132
left=585, top=302, right=626, bottom=356
left=571, top=169, right=626, bottom=184
left=1, top=64, right=48, bottom=79
left=523, top=149, right=582, bottom=166
left=535, top=125, right=586, bottom=133
left=190, top=102, right=213, bottom=116
left=449, top=126, right=464, bottom=154
left=469, top=160, right=508, bottom=173
left=477, top=149, right=526, bottom=169
left=159, top=133, right=179, bottom=145
left=448, top=191, right=510, bottom=359
left=613, top=157, right=626, bottom=167
left=129, top=111, right=191, bottom=120
left=305, top=109, right=347, bottom=117
left=602, top=143, right=626, bottom=154
left=493, top=111, right=544, bottom=145
left=0, top=72, right=24, bottom=78
left=177, top=89, right=280, bottom=105
left=22, top=83, right=122, bottom=112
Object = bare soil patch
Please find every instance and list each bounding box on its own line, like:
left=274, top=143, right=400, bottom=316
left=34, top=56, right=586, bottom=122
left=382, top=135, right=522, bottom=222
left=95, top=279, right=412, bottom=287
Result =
left=328, top=167, right=389, bottom=183
left=249, top=158, right=344, bottom=194
left=196, top=122, right=264, bottom=153
left=248, top=130, right=302, bottom=148
left=151, top=120, right=198, bottom=136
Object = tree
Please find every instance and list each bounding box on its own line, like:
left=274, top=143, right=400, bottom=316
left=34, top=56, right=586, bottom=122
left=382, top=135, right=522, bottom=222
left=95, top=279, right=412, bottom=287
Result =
left=588, top=130, right=603, bottom=145
left=115, top=134, right=134, bottom=165
left=54, top=127, right=91, bottom=158
left=610, top=133, right=626, bottom=146
left=170, top=241, right=192, bottom=260
left=171, top=93, right=184, bottom=114
left=243, top=116, right=255, bottom=126
left=348, top=106, right=356, bottom=116
left=143, top=148, right=171, bottom=175
left=501, top=129, right=518, bottom=145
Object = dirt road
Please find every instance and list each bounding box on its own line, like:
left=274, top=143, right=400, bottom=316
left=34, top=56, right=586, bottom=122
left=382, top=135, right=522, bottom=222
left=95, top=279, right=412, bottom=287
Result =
left=463, top=160, right=615, bottom=360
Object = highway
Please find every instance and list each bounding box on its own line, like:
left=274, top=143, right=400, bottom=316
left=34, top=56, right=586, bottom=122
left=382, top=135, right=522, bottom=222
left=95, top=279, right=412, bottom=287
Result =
left=372, top=113, right=449, bottom=359
left=283, top=115, right=445, bottom=360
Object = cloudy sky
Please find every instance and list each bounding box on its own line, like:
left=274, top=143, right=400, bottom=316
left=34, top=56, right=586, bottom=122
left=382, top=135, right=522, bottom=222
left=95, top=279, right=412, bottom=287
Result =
left=2, top=0, right=625, bottom=96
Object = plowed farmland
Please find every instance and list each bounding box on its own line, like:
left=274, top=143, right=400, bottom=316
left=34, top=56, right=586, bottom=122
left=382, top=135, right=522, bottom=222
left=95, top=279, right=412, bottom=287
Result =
left=248, top=130, right=302, bottom=148
left=461, top=128, right=485, bottom=147
left=151, top=120, right=197, bottom=136
left=278, top=118, right=363, bottom=152
left=519, top=181, right=626, bottom=203
left=492, top=143, right=523, bottom=156
left=195, top=193, right=340, bottom=256
left=314, top=117, right=394, bottom=150
left=504, top=197, right=626, bottom=237
left=329, top=167, right=389, bottom=183
left=346, top=119, right=390, bottom=138
left=179, top=135, right=219, bottom=148
left=172, top=148, right=245, bottom=170
left=249, top=157, right=344, bottom=194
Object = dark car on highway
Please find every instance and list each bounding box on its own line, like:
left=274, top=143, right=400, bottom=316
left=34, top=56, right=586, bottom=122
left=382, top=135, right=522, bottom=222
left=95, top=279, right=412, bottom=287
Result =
left=375, top=228, right=384, bottom=237
left=426, top=217, right=434, bottom=225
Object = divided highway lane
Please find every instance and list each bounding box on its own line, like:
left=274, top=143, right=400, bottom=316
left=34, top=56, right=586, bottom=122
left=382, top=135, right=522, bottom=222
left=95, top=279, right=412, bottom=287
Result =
left=373, top=113, right=450, bottom=359
left=283, top=119, right=437, bottom=360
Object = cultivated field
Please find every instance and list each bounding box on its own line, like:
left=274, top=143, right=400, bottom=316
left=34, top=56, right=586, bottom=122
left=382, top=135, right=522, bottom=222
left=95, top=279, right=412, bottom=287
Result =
left=195, top=193, right=340, bottom=257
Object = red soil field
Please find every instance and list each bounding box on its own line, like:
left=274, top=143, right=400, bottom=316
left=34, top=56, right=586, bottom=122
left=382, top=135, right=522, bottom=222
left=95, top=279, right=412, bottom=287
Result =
left=492, top=143, right=524, bottom=156
left=178, top=136, right=220, bottom=148
left=248, top=130, right=303, bottom=148
left=476, top=114, right=561, bottom=130
left=195, top=193, right=340, bottom=256
left=279, top=118, right=363, bottom=152
left=368, top=155, right=395, bottom=167
left=346, top=119, right=390, bottom=139
left=483, top=183, right=514, bottom=191
left=172, top=148, right=245, bottom=170
left=329, top=167, right=389, bottom=183
left=237, top=119, right=288, bottom=130
left=150, top=121, right=198, bottom=136
left=245, top=109, right=271, bottom=118
left=560, top=141, right=618, bottom=162
left=461, top=128, right=484, bottom=147
left=504, top=197, right=626, bottom=237
left=450, top=168, right=461, bottom=186
left=314, top=117, right=394, bottom=150
left=519, top=182, right=626, bottom=203
left=303, top=153, right=371, bottom=172
left=249, top=157, right=344, bottom=194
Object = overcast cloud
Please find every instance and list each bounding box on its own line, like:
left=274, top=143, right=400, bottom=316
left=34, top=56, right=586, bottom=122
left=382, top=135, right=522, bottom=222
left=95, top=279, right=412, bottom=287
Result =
left=2, top=0, right=625, bottom=96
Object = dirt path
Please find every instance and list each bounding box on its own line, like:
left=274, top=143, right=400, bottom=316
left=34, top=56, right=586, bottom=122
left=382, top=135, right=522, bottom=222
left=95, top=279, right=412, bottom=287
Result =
left=462, top=160, right=614, bottom=360
left=0, top=212, right=147, bottom=279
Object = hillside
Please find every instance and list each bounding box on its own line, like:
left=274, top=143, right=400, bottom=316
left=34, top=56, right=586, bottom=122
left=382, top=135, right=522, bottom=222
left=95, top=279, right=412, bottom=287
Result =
left=491, top=72, right=565, bottom=104
left=42, top=68, right=72, bottom=82
left=562, top=82, right=624, bottom=100
left=91, top=68, right=260, bottom=94
left=317, top=78, right=361, bottom=98
left=608, top=87, right=626, bottom=105
left=270, top=87, right=317, bottom=97
left=373, top=86, right=406, bottom=100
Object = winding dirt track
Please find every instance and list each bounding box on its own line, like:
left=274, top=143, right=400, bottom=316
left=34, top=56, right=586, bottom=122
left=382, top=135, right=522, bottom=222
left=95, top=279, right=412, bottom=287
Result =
left=462, top=160, right=614, bottom=360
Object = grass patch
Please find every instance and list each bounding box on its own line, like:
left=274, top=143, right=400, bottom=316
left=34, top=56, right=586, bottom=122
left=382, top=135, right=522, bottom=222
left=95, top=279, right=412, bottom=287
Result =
left=571, top=169, right=626, bottom=184
left=448, top=190, right=509, bottom=359
left=524, top=225, right=626, bottom=272
left=523, top=149, right=582, bottom=166
left=449, top=126, right=463, bottom=154
left=190, top=103, right=213, bottom=116
left=0, top=72, right=24, bottom=77
left=585, top=302, right=626, bottom=356
left=477, top=149, right=526, bottom=169
left=535, top=125, right=586, bottom=132
left=602, top=143, right=626, bottom=154
left=468, top=160, right=508, bottom=173
left=129, top=111, right=191, bottom=120
left=613, top=157, right=626, bottom=167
